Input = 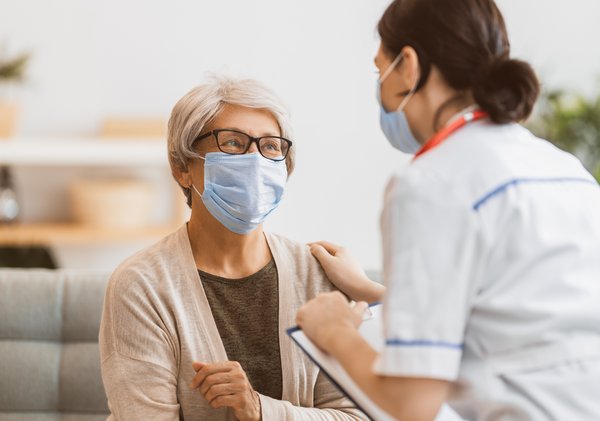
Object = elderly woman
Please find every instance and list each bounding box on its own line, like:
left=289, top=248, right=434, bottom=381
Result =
left=99, top=75, right=364, bottom=420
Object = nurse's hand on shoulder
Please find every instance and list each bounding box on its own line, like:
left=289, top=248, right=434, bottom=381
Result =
left=190, top=361, right=261, bottom=421
left=309, top=241, right=386, bottom=303
left=296, top=291, right=368, bottom=353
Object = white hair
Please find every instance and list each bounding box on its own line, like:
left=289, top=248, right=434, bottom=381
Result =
left=167, top=74, right=294, bottom=207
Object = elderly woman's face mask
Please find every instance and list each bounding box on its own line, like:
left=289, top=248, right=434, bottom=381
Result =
left=192, top=152, right=287, bottom=235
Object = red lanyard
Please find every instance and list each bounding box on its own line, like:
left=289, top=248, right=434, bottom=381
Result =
left=413, top=110, right=488, bottom=160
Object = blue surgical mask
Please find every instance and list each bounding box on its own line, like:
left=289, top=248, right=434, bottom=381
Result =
left=192, top=152, right=287, bottom=235
left=376, top=54, right=421, bottom=154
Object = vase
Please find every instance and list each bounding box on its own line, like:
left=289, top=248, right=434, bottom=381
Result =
left=0, top=102, right=18, bottom=138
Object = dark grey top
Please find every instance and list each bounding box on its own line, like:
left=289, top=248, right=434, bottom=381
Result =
left=198, top=260, right=282, bottom=400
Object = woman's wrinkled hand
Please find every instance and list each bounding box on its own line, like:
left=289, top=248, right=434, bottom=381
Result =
left=190, top=361, right=261, bottom=421
left=308, top=241, right=385, bottom=303
left=296, top=291, right=368, bottom=353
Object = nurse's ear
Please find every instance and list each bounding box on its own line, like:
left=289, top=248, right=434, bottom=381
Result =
left=397, top=46, right=421, bottom=90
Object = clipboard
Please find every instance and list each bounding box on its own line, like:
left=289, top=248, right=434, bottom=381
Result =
left=287, top=303, right=396, bottom=420
left=287, top=303, right=464, bottom=421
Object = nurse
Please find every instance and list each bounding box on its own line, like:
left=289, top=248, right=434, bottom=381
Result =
left=296, top=0, right=600, bottom=420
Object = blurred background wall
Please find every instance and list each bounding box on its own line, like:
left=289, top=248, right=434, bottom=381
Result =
left=1, top=0, right=599, bottom=270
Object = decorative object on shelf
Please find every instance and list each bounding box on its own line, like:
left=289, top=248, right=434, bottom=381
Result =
left=528, top=88, right=600, bottom=181
left=0, top=48, right=30, bottom=138
left=0, top=166, right=19, bottom=223
left=100, top=117, right=167, bottom=138
left=0, top=246, right=57, bottom=268
left=69, top=179, right=154, bottom=229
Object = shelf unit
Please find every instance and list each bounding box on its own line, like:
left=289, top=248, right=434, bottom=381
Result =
left=0, top=138, right=167, bottom=166
left=0, top=138, right=185, bottom=246
left=0, top=223, right=178, bottom=246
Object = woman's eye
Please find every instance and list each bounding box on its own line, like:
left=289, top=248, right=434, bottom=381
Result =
left=263, top=141, right=281, bottom=151
left=224, top=139, right=242, bottom=147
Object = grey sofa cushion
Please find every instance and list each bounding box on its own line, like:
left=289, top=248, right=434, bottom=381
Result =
left=0, top=415, right=107, bottom=421
left=0, top=269, right=110, bottom=418
left=0, top=341, right=61, bottom=410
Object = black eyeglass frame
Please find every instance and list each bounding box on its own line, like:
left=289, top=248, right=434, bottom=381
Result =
left=194, top=129, right=293, bottom=162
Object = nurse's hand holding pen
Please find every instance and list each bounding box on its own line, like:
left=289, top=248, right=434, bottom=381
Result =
left=308, top=241, right=386, bottom=303
left=296, top=291, right=368, bottom=352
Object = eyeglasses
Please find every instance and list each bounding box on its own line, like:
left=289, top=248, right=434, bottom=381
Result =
left=195, top=129, right=292, bottom=161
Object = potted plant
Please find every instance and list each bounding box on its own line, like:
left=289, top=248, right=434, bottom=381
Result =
left=528, top=87, right=600, bottom=181
left=0, top=49, right=30, bottom=138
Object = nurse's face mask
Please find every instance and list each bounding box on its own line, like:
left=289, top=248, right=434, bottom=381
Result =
left=376, top=53, right=421, bottom=154
left=190, top=129, right=290, bottom=235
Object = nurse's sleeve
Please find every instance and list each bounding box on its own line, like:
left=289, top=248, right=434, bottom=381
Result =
left=374, top=174, right=484, bottom=381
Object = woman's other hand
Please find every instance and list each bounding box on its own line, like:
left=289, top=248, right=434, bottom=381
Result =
left=190, top=361, right=261, bottom=421
left=296, top=291, right=368, bottom=352
left=309, top=241, right=386, bottom=303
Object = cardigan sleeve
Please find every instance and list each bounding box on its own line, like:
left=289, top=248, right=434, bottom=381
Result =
left=258, top=370, right=366, bottom=420
left=101, top=353, right=180, bottom=420
left=99, top=267, right=181, bottom=420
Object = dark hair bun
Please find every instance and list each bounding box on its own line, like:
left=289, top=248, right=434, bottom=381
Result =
left=473, top=57, right=540, bottom=124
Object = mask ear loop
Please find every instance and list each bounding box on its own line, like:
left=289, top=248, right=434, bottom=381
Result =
left=396, top=77, right=418, bottom=112
left=191, top=184, right=203, bottom=199
left=379, top=52, right=420, bottom=112
left=379, top=53, right=403, bottom=83
left=189, top=153, right=207, bottom=199
left=396, top=53, right=423, bottom=112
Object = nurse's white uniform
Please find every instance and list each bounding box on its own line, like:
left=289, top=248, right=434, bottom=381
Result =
left=376, top=120, right=600, bottom=420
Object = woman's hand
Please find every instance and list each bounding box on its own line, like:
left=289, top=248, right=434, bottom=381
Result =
left=190, top=361, right=261, bottom=421
left=309, top=241, right=386, bottom=303
left=296, top=291, right=368, bottom=353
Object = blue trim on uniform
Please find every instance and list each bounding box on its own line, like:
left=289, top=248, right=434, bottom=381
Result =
left=385, top=339, right=464, bottom=350
left=472, top=177, right=599, bottom=211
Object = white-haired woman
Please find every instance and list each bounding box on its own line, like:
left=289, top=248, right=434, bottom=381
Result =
left=99, top=75, right=365, bottom=421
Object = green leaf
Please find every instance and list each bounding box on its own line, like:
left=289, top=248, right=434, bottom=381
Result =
left=528, top=88, right=600, bottom=174
left=0, top=52, right=30, bottom=81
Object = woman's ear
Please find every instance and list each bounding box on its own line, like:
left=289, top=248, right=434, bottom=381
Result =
left=398, top=45, right=421, bottom=89
left=172, top=164, right=192, bottom=188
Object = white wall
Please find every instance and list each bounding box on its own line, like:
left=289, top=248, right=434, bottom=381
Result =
left=498, top=0, right=600, bottom=94
left=1, top=0, right=599, bottom=270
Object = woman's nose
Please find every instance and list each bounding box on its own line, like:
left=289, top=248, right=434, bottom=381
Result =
left=247, top=142, right=260, bottom=154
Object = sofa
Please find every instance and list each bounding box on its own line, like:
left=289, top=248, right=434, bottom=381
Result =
left=0, top=269, right=111, bottom=420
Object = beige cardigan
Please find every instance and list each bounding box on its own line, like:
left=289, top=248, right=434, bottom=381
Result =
left=99, top=226, right=366, bottom=420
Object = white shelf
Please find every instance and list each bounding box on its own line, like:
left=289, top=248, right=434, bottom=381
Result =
left=0, top=222, right=180, bottom=246
left=0, top=138, right=168, bottom=166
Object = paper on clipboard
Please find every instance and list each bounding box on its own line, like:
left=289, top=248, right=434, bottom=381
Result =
left=287, top=303, right=396, bottom=420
